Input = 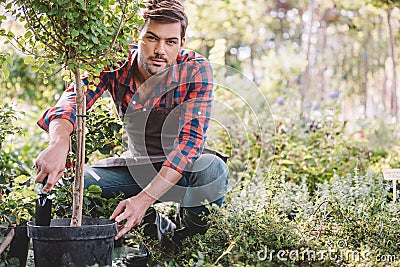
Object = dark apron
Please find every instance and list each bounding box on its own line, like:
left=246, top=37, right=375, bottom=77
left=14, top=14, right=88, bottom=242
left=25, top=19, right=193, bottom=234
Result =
left=93, top=71, right=228, bottom=168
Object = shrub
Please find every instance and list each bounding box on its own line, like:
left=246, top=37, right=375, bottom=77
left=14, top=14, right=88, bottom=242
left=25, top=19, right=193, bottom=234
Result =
left=147, top=170, right=398, bottom=267
left=0, top=102, right=22, bottom=184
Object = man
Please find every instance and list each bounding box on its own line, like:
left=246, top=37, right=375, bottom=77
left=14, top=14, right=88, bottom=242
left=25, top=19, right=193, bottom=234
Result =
left=34, top=0, right=228, bottom=247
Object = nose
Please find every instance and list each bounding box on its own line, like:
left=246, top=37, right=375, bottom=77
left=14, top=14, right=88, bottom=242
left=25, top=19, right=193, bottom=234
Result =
left=154, top=41, right=166, bottom=55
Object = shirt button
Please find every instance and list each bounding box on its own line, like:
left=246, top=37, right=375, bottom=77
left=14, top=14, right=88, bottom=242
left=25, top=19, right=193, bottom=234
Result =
left=197, top=111, right=202, bottom=115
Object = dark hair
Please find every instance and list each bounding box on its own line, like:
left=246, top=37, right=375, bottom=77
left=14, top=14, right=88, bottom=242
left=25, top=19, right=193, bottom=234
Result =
left=143, top=0, right=188, bottom=38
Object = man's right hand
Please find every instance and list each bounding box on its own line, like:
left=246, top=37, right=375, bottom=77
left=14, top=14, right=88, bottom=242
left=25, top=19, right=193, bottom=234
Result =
left=34, top=119, right=73, bottom=193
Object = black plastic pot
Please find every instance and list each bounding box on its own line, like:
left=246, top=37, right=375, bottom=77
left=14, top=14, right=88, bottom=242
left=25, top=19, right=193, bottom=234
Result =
left=0, top=226, right=29, bottom=267
left=27, top=218, right=117, bottom=267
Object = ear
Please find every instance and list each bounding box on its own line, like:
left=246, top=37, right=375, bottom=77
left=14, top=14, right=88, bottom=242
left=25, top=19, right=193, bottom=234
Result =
left=180, top=37, right=186, bottom=49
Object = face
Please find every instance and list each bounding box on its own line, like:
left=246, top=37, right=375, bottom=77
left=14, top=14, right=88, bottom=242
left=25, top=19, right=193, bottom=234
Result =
left=137, top=20, right=185, bottom=78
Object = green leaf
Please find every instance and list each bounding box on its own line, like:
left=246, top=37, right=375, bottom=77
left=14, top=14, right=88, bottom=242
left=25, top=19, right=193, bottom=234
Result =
left=30, top=65, right=39, bottom=73
left=23, top=55, right=35, bottom=65
left=2, top=69, right=9, bottom=79
left=48, top=9, right=57, bottom=15
left=92, top=36, right=99, bottom=44
left=280, top=159, right=295, bottom=165
left=24, top=31, right=33, bottom=39
left=14, top=175, right=29, bottom=184
left=71, top=30, right=79, bottom=37
left=87, top=185, right=102, bottom=193
left=36, top=43, right=45, bottom=50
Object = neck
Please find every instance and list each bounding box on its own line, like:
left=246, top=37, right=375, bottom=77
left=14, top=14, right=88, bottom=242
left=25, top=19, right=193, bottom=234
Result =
left=134, top=62, right=151, bottom=88
left=140, top=64, right=152, bottom=81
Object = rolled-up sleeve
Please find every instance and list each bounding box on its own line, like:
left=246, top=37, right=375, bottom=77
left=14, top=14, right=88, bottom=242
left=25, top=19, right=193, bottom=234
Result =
left=163, top=61, right=213, bottom=174
left=37, top=72, right=110, bottom=132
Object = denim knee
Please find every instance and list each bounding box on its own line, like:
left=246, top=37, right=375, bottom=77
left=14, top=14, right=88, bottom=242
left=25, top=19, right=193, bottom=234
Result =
left=185, top=154, right=229, bottom=187
left=181, top=154, right=229, bottom=210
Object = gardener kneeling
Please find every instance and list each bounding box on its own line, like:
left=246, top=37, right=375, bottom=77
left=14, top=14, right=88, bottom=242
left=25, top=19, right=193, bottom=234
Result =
left=34, top=0, right=229, bottom=252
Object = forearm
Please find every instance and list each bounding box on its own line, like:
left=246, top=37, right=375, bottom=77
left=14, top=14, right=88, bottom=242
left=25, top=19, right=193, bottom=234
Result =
left=48, top=118, right=73, bottom=146
left=35, top=118, right=73, bottom=191
left=137, top=166, right=183, bottom=204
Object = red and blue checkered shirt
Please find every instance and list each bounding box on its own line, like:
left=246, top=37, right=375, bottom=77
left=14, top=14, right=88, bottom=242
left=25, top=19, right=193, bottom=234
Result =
left=37, top=48, right=213, bottom=174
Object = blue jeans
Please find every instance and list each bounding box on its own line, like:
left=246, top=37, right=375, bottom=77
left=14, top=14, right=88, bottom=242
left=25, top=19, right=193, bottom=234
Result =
left=84, top=154, right=229, bottom=215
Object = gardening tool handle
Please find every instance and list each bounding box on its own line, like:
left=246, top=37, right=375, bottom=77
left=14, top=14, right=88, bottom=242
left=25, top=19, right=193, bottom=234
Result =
left=40, top=176, right=48, bottom=194
left=35, top=176, right=52, bottom=226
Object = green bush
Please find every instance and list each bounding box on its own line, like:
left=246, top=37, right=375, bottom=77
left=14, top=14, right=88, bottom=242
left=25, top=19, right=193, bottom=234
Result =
left=148, top=171, right=398, bottom=267
left=0, top=175, right=36, bottom=226
left=269, top=118, right=374, bottom=192
left=0, top=102, right=22, bottom=184
left=70, top=97, right=124, bottom=164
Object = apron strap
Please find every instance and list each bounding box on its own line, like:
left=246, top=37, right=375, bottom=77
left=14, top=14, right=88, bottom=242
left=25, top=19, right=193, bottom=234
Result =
left=116, top=50, right=138, bottom=117
left=165, top=87, right=175, bottom=109
left=116, top=83, right=130, bottom=117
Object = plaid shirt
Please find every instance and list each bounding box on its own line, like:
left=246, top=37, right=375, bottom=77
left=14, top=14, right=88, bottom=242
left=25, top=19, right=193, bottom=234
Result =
left=37, top=48, right=213, bottom=174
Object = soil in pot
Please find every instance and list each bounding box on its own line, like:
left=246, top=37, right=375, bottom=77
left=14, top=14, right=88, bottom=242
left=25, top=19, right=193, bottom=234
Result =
left=27, top=218, right=117, bottom=267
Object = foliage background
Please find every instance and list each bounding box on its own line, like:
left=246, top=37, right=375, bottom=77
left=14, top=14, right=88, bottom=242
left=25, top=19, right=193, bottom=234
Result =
left=1, top=0, right=400, bottom=266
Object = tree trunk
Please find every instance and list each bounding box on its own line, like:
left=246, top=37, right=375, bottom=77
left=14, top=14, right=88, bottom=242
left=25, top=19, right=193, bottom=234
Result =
left=377, top=15, right=388, bottom=114
left=317, top=19, right=327, bottom=102
left=300, top=0, right=315, bottom=116
left=362, top=33, right=369, bottom=116
left=71, top=68, right=85, bottom=227
left=249, top=43, right=257, bottom=83
left=387, top=7, right=398, bottom=116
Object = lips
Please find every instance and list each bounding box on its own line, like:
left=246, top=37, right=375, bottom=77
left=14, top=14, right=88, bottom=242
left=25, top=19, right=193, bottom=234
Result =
left=151, top=59, right=166, bottom=66
left=149, top=56, right=167, bottom=65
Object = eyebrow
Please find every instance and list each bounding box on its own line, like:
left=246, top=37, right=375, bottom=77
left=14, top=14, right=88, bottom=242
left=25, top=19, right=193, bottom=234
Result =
left=146, top=31, right=180, bottom=41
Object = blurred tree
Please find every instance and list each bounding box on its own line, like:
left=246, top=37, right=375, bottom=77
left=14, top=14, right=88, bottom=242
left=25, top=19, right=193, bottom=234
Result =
left=0, top=54, right=64, bottom=109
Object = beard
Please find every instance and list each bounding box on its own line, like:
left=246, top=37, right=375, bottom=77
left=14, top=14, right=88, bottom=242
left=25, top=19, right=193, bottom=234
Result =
left=139, top=53, right=171, bottom=75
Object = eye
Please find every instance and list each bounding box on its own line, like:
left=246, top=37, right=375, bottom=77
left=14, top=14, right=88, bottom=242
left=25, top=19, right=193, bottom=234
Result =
left=167, top=40, right=177, bottom=45
left=146, top=36, right=157, bottom=41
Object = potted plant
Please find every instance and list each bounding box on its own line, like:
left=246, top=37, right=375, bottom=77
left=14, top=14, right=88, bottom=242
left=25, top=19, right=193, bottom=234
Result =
left=1, top=0, right=142, bottom=266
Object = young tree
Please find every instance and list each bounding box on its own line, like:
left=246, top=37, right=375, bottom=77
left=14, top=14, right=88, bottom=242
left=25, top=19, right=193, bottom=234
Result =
left=1, top=0, right=143, bottom=226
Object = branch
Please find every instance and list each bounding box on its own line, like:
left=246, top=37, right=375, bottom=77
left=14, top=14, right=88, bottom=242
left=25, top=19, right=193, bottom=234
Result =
left=5, top=36, right=36, bottom=56
left=75, top=2, right=130, bottom=69
left=19, top=1, right=63, bottom=55
left=6, top=36, right=57, bottom=61
left=26, top=1, right=64, bottom=48
left=76, top=52, right=129, bottom=74
left=108, top=0, right=128, bottom=51
left=48, top=15, right=66, bottom=47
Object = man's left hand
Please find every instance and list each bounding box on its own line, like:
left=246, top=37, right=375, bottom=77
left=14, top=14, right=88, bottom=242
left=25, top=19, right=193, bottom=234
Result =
left=110, top=195, right=153, bottom=240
